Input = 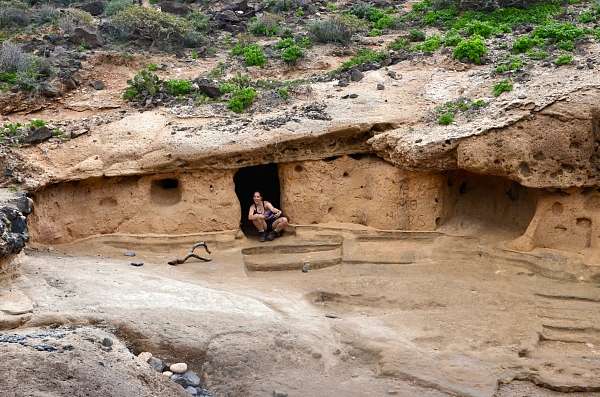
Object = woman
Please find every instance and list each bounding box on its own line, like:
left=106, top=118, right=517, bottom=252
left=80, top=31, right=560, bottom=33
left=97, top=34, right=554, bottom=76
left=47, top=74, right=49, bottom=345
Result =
left=248, top=191, right=288, bottom=242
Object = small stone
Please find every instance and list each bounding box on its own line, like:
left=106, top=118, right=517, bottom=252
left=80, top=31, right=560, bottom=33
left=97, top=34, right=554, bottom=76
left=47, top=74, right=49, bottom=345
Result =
left=349, top=93, right=358, bottom=99
left=171, top=374, right=186, bottom=386
left=162, top=371, right=173, bottom=377
left=376, top=83, right=385, bottom=90
left=123, top=251, right=136, bottom=257
left=90, top=80, right=105, bottom=90
left=130, top=262, right=144, bottom=267
left=302, top=262, right=310, bottom=273
left=170, top=362, right=188, bottom=374
left=272, top=391, right=288, bottom=397
left=101, top=337, right=112, bottom=347
left=387, top=390, right=398, bottom=395
left=182, top=370, right=201, bottom=387
left=337, top=79, right=349, bottom=87
left=185, top=386, right=198, bottom=395
left=148, top=357, right=165, bottom=372
left=350, top=68, right=364, bottom=82
left=387, top=70, right=397, bottom=79
left=137, top=352, right=152, bottom=363
left=312, top=352, right=322, bottom=359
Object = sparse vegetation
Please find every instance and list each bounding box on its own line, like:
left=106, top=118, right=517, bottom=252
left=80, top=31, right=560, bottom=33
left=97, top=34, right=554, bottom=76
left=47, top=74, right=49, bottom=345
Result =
left=453, top=35, right=487, bottom=64
left=228, top=87, right=257, bottom=113
left=554, top=53, right=573, bottom=65
left=409, top=29, right=426, bottom=42
left=339, top=48, right=387, bottom=71
left=231, top=43, right=267, bottom=67
left=164, top=79, right=193, bottom=96
left=436, top=97, right=486, bottom=125
left=438, top=112, right=454, bottom=125
left=309, top=18, right=353, bottom=44
left=413, top=35, right=442, bottom=53
left=123, top=68, right=162, bottom=102
left=495, top=56, right=523, bottom=73
left=249, top=13, right=282, bottom=36
left=104, top=0, right=131, bottom=17
left=108, top=5, right=202, bottom=48
left=492, top=79, right=513, bottom=96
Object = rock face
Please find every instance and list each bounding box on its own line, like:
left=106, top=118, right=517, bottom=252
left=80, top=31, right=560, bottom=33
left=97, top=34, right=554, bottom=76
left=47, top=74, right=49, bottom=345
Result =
left=29, top=171, right=240, bottom=244
left=0, top=190, right=32, bottom=257
left=279, top=155, right=445, bottom=230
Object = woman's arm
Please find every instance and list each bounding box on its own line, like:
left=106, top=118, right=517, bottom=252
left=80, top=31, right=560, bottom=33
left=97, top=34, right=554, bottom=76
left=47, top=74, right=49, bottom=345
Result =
left=265, top=202, right=282, bottom=217
left=248, top=205, right=257, bottom=221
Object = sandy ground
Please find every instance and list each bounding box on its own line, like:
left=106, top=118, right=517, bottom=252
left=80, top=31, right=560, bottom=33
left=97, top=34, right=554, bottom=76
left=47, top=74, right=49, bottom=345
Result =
left=2, top=232, right=600, bottom=397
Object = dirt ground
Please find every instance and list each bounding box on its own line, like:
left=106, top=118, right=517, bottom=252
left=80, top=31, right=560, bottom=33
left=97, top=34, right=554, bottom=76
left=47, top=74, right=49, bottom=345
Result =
left=2, top=231, right=600, bottom=397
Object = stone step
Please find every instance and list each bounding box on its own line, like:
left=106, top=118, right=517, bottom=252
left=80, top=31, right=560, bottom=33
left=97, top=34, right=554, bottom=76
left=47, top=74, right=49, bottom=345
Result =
left=242, top=239, right=342, bottom=271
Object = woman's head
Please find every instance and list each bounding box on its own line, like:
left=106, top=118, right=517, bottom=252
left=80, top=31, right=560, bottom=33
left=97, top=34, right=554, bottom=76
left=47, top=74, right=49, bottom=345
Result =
left=252, top=191, right=262, bottom=204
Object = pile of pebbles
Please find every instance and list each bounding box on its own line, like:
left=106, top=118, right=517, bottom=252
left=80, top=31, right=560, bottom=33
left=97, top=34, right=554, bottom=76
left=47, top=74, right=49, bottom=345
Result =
left=136, top=352, right=211, bottom=396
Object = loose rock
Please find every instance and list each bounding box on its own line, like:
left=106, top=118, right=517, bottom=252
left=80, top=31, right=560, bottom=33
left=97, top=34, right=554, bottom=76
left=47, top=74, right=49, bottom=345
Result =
left=170, top=362, right=188, bottom=374
left=182, top=370, right=201, bottom=387
left=137, top=351, right=152, bottom=363
left=148, top=357, right=165, bottom=372
left=162, top=371, right=173, bottom=377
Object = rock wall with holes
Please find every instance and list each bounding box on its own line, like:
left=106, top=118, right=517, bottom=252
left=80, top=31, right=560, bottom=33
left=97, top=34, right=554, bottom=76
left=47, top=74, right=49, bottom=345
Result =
left=29, top=171, right=240, bottom=244
left=279, top=155, right=447, bottom=230
left=508, top=189, right=600, bottom=256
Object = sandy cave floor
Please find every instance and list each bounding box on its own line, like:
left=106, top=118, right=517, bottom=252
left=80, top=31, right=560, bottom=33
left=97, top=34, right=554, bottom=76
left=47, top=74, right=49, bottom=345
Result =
left=2, top=233, right=600, bottom=397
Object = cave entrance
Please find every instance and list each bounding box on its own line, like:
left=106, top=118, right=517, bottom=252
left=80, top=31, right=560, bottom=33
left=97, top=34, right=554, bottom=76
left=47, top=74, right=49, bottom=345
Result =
left=234, top=163, right=281, bottom=236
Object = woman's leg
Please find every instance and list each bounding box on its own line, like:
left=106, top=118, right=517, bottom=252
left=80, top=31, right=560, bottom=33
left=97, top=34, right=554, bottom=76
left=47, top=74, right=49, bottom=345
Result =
left=252, top=219, right=267, bottom=232
left=252, top=219, right=268, bottom=242
left=272, top=217, right=288, bottom=233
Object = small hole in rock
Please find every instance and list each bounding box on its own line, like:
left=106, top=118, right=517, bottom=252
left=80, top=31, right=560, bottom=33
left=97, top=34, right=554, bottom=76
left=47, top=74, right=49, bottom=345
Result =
left=295, top=165, right=303, bottom=172
left=151, top=178, right=182, bottom=206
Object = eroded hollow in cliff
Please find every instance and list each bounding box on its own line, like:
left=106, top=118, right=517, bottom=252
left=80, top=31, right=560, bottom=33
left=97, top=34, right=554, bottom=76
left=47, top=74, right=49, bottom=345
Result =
left=234, top=163, right=281, bottom=236
left=26, top=153, right=544, bottom=250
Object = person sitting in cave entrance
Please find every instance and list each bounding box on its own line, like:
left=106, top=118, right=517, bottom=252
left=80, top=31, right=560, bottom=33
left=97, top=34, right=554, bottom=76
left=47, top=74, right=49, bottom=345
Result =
left=248, top=191, right=288, bottom=242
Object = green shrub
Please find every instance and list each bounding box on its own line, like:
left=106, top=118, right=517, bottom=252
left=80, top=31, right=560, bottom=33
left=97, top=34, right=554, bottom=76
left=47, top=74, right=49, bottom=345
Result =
left=443, top=30, right=462, bottom=46
left=249, top=13, right=281, bottom=36
left=512, top=36, right=542, bottom=53
left=495, top=57, right=523, bottom=73
left=165, top=79, right=193, bottom=96
left=58, top=8, right=94, bottom=34
left=339, top=48, right=387, bottom=71
left=0, top=71, right=16, bottom=83
left=109, top=5, right=195, bottom=48
left=526, top=48, right=548, bottom=59
left=453, top=35, right=487, bottom=64
left=554, top=53, right=573, bottom=65
left=532, top=22, right=585, bottom=44
left=409, top=28, right=426, bottom=42
left=389, top=37, right=410, bottom=50
left=349, top=2, right=396, bottom=30
left=187, top=11, right=210, bottom=32
left=281, top=44, right=303, bottom=64
left=104, top=0, right=130, bottom=16
left=492, top=79, right=512, bottom=96
left=557, top=39, right=575, bottom=51
left=277, top=86, right=289, bottom=99
left=0, top=1, right=30, bottom=29
left=413, top=34, right=442, bottom=53
left=228, top=87, right=257, bottom=113
left=232, top=43, right=267, bottom=67
left=438, top=112, right=454, bottom=125
left=29, top=119, right=46, bottom=128
left=123, top=68, right=161, bottom=101
left=463, top=20, right=499, bottom=38
left=578, top=10, right=598, bottom=24
left=309, top=18, right=353, bottom=44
